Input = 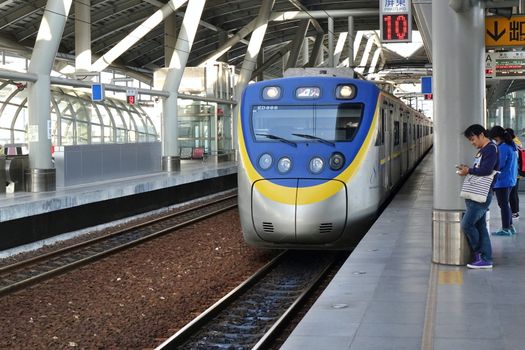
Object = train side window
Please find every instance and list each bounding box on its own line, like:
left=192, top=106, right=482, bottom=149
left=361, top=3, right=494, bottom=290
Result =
left=403, top=122, right=407, bottom=143
left=394, top=121, right=400, bottom=146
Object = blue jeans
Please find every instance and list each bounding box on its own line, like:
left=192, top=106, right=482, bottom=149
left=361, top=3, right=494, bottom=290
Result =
left=461, top=190, right=493, bottom=263
left=494, top=187, right=513, bottom=229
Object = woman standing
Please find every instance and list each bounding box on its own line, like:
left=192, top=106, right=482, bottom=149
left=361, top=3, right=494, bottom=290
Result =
left=506, top=128, right=521, bottom=219
left=489, top=126, right=518, bottom=235
left=457, top=124, right=498, bottom=269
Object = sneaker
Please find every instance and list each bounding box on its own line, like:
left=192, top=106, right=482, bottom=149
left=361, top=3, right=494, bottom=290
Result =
left=492, top=229, right=513, bottom=236
left=512, top=213, right=520, bottom=219
left=467, top=259, right=493, bottom=269
left=509, top=225, right=517, bottom=235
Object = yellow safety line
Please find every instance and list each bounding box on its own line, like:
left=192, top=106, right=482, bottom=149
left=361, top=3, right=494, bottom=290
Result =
left=421, top=263, right=438, bottom=350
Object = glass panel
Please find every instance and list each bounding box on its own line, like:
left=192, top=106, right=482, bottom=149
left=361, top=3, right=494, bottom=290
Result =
left=0, top=128, right=10, bottom=144
left=13, top=106, right=27, bottom=130
left=116, top=128, right=126, bottom=143
left=104, top=126, right=113, bottom=143
left=0, top=84, right=18, bottom=102
left=251, top=104, right=363, bottom=142
left=252, top=105, right=314, bottom=142
left=95, top=103, right=113, bottom=126
left=316, top=104, right=363, bottom=142
left=1, top=104, right=20, bottom=126
left=76, top=121, right=89, bottom=144
left=13, top=130, right=26, bottom=144
left=61, top=118, right=74, bottom=145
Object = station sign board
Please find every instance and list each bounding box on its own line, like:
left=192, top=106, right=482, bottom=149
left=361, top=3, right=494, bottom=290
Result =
left=126, top=88, right=138, bottom=105
left=485, top=51, right=525, bottom=79
left=91, top=83, right=105, bottom=101
left=486, top=15, right=525, bottom=47
left=379, top=0, right=412, bottom=43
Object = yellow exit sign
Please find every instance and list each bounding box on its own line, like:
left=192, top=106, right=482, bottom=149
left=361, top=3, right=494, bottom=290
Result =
left=486, top=16, right=525, bottom=47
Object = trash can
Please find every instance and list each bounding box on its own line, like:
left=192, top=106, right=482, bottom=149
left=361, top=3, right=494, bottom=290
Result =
left=432, top=210, right=471, bottom=265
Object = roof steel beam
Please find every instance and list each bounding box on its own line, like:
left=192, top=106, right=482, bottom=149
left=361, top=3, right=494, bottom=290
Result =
left=91, top=0, right=188, bottom=72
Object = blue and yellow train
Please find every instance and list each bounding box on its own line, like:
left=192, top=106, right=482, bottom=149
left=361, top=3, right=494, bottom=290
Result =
left=238, top=73, right=432, bottom=249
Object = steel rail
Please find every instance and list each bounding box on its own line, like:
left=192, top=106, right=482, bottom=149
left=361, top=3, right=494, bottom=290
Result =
left=0, top=194, right=237, bottom=297
left=155, top=250, right=341, bottom=350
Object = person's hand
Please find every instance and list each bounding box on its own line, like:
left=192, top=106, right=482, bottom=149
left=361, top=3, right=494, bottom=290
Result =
left=456, top=164, right=469, bottom=176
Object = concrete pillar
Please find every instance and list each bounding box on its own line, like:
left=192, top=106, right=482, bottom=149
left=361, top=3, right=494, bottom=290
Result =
left=328, top=16, right=334, bottom=67
left=75, top=0, right=91, bottom=72
left=432, top=0, right=485, bottom=264
left=161, top=0, right=206, bottom=172
left=27, top=0, right=73, bottom=192
left=233, top=0, right=275, bottom=158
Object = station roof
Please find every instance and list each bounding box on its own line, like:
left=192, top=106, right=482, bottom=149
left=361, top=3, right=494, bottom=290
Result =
left=0, top=0, right=429, bottom=84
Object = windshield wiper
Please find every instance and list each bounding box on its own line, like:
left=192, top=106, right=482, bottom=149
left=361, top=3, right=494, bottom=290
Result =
left=256, top=133, right=297, bottom=147
left=292, top=133, right=335, bottom=147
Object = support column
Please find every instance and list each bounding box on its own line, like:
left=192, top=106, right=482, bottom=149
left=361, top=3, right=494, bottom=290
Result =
left=328, top=16, right=334, bottom=67
left=256, top=49, right=264, bottom=81
left=302, top=37, right=309, bottom=66
left=348, top=16, right=354, bottom=75
left=164, top=13, right=177, bottom=66
left=27, top=0, right=73, bottom=192
left=162, top=0, right=206, bottom=172
left=233, top=0, right=275, bottom=159
left=75, top=0, right=91, bottom=72
left=432, top=1, right=485, bottom=265
left=285, top=19, right=309, bottom=69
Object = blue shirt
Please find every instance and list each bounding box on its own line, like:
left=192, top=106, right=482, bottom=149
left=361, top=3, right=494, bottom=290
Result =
left=494, top=142, right=518, bottom=188
left=469, top=141, right=499, bottom=177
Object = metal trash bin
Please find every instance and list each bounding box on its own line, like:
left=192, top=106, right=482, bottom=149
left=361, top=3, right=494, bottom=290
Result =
left=432, top=210, right=471, bottom=265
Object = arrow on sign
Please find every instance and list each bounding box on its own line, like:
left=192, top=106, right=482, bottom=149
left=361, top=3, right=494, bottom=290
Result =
left=487, top=21, right=506, bottom=41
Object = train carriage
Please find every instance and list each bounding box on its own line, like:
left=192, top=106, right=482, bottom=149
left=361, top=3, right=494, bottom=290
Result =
left=238, top=72, right=432, bottom=249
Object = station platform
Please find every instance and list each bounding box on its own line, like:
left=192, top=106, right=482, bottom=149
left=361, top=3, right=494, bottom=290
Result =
left=0, top=159, right=237, bottom=251
left=282, top=152, right=525, bottom=350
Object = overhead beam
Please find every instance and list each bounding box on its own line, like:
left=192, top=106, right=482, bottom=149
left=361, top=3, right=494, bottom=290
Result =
left=91, top=0, right=188, bottom=72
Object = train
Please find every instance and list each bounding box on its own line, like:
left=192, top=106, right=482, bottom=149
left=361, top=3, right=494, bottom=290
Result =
left=237, top=70, right=432, bottom=249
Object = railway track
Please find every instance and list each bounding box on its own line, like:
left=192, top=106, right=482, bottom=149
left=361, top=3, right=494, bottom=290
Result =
left=0, top=194, right=238, bottom=297
left=155, top=250, right=345, bottom=350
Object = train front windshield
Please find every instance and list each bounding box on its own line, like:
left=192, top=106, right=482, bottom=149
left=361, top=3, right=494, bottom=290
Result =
left=252, top=103, right=363, bottom=142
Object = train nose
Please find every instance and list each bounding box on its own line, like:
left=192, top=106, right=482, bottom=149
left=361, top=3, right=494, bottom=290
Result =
left=251, top=179, right=348, bottom=244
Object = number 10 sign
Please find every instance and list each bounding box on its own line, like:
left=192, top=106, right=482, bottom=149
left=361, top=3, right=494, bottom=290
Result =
left=380, top=0, right=412, bottom=43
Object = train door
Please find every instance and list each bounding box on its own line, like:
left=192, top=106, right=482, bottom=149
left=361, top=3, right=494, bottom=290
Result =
left=393, top=117, right=401, bottom=184
left=403, top=119, right=409, bottom=174
left=385, top=102, right=393, bottom=191
left=378, top=102, right=388, bottom=193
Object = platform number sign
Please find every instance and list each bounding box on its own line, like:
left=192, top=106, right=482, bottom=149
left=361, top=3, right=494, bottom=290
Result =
left=380, top=0, right=412, bottom=43
left=126, top=88, right=137, bottom=105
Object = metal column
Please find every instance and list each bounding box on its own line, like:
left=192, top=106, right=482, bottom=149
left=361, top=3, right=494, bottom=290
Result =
left=164, top=13, right=177, bottom=66
left=162, top=0, right=206, bottom=172
left=26, top=0, right=73, bottom=192
left=75, top=0, right=91, bottom=72
left=348, top=16, right=354, bottom=75
left=233, top=0, right=275, bottom=159
left=328, top=16, right=334, bottom=67
left=432, top=0, right=485, bottom=265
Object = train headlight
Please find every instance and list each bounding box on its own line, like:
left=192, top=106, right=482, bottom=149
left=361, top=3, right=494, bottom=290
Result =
left=329, top=152, right=345, bottom=170
left=336, top=84, right=356, bottom=99
left=263, top=86, right=281, bottom=100
left=258, top=153, right=273, bottom=170
left=277, top=157, right=292, bottom=173
left=309, top=157, right=324, bottom=174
